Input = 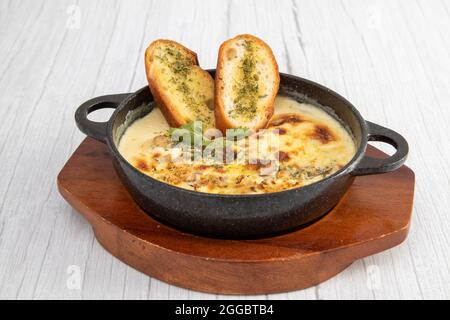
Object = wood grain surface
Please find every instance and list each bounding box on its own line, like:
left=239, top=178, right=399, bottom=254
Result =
left=0, top=0, right=449, bottom=299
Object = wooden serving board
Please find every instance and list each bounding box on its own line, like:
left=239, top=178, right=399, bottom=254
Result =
left=57, top=138, right=415, bottom=294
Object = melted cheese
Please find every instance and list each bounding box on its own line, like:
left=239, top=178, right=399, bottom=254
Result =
left=118, top=96, right=356, bottom=194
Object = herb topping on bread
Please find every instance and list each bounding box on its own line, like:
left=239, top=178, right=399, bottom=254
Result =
left=215, top=34, right=280, bottom=132
left=145, top=40, right=215, bottom=129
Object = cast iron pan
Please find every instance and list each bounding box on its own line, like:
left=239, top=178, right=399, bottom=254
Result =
left=75, top=71, right=408, bottom=238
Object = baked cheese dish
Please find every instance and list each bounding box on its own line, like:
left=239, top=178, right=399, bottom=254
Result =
left=118, top=96, right=356, bottom=195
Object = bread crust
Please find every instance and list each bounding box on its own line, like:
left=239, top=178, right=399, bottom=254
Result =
left=215, top=34, right=280, bottom=133
left=145, top=40, right=208, bottom=128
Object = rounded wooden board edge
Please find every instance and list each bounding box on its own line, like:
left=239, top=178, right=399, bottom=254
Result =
left=58, top=184, right=357, bottom=294
left=56, top=138, right=415, bottom=294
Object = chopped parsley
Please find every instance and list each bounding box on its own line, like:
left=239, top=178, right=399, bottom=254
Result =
left=283, top=165, right=334, bottom=180
left=231, top=40, right=260, bottom=120
left=155, top=45, right=211, bottom=125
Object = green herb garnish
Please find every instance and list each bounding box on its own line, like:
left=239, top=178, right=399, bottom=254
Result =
left=168, top=122, right=212, bottom=147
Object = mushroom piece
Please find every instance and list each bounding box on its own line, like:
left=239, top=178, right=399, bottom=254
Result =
left=259, top=160, right=279, bottom=176
left=152, top=134, right=170, bottom=147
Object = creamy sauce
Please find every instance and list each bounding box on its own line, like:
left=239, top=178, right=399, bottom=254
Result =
left=118, top=96, right=356, bottom=194
left=117, top=106, right=169, bottom=161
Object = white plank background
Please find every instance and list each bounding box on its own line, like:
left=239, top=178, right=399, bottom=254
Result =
left=0, top=0, right=449, bottom=300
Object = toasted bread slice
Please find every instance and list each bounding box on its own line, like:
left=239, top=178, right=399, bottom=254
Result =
left=145, top=40, right=215, bottom=128
left=215, top=34, right=280, bottom=132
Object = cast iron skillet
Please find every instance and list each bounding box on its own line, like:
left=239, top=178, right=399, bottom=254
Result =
left=75, top=71, right=408, bottom=238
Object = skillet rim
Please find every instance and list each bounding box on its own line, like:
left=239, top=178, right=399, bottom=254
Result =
left=105, top=72, right=369, bottom=199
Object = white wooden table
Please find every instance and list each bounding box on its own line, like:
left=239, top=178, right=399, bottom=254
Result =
left=1, top=0, right=449, bottom=300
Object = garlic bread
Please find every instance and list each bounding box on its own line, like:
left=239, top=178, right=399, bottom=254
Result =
left=145, top=40, right=215, bottom=128
left=215, top=34, right=279, bottom=132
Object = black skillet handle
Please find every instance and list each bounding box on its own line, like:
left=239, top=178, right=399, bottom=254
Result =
left=75, top=93, right=129, bottom=143
left=352, top=121, right=409, bottom=176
